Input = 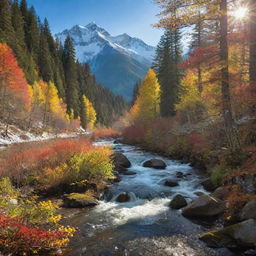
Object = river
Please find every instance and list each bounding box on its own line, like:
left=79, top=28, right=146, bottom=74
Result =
left=62, top=140, right=236, bottom=256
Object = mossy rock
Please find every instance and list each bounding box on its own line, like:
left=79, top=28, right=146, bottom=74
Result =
left=199, top=219, right=256, bottom=248
left=63, top=192, right=99, bottom=208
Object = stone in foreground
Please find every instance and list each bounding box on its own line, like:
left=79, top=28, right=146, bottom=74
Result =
left=164, top=179, right=179, bottom=187
left=199, top=219, right=256, bottom=248
left=170, top=194, right=187, bottom=209
left=240, top=201, right=256, bottom=221
left=182, top=194, right=225, bottom=218
left=112, top=152, right=131, bottom=168
left=116, top=192, right=130, bottom=203
left=63, top=193, right=99, bottom=208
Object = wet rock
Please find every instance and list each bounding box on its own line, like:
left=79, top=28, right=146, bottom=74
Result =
left=194, top=191, right=205, bottom=197
left=112, top=152, right=131, bottom=168
left=113, top=139, right=122, bottom=144
left=143, top=159, right=167, bottom=169
left=122, top=171, right=136, bottom=176
left=115, top=166, right=129, bottom=174
left=164, top=179, right=179, bottom=187
left=116, top=192, right=130, bottom=203
left=200, top=178, right=218, bottom=192
left=63, top=193, right=99, bottom=208
left=240, top=201, right=256, bottom=221
left=170, top=194, right=187, bottom=209
left=182, top=194, right=225, bottom=218
left=176, top=171, right=185, bottom=178
left=199, top=219, right=256, bottom=248
left=66, top=180, right=97, bottom=194
left=211, top=187, right=228, bottom=200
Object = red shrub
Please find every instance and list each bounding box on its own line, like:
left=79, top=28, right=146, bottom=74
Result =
left=0, top=138, right=93, bottom=185
left=92, top=128, right=121, bottom=140
left=0, top=213, right=65, bottom=255
left=122, top=124, right=147, bottom=143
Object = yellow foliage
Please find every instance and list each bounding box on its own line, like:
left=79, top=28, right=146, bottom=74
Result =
left=131, top=69, right=160, bottom=122
left=82, top=95, right=97, bottom=129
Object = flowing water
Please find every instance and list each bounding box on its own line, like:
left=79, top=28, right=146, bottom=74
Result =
left=62, top=140, right=236, bottom=256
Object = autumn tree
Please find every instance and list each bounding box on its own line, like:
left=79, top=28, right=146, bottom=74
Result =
left=0, top=43, right=31, bottom=135
left=80, top=95, right=97, bottom=130
left=155, top=0, right=241, bottom=152
left=249, top=0, right=256, bottom=114
left=131, top=69, right=160, bottom=122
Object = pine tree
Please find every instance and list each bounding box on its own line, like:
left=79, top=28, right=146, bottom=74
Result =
left=62, top=36, right=80, bottom=117
left=0, top=0, right=15, bottom=47
left=153, top=29, right=181, bottom=117
left=24, top=6, right=40, bottom=56
left=155, top=0, right=240, bottom=152
left=38, top=26, right=53, bottom=82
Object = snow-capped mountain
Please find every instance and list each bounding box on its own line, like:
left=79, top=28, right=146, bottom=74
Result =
left=56, top=23, right=156, bottom=100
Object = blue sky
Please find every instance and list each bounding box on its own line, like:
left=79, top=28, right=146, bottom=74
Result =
left=26, top=0, right=164, bottom=46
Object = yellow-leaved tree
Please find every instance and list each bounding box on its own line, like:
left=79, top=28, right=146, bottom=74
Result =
left=81, top=95, right=97, bottom=129
left=131, top=69, right=160, bottom=122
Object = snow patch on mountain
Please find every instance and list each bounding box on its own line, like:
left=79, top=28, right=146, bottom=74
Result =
left=56, top=23, right=155, bottom=64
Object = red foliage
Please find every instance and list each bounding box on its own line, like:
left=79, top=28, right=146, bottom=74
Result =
left=181, top=45, right=218, bottom=70
left=0, top=212, right=64, bottom=255
left=0, top=43, right=30, bottom=108
left=122, top=124, right=147, bottom=144
left=92, top=128, right=121, bottom=140
left=0, top=138, right=93, bottom=185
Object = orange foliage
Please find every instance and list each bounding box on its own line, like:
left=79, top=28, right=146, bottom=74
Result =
left=92, top=128, right=121, bottom=140
left=0, top=43, right=31, bottom=109
left=0, top=138, right=93, bottom=185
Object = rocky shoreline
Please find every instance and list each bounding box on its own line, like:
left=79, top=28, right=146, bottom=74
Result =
left=111, top=139, right=256, bottom=254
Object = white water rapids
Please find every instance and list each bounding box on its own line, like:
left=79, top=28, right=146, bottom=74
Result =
left=63, top=140, right=236, bottom=256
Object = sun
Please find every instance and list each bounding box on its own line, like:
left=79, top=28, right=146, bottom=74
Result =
left=232, top=7, right=248, bottom=20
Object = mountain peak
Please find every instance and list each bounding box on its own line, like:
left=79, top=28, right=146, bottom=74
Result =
left=55, top=24, right=156, bottom=100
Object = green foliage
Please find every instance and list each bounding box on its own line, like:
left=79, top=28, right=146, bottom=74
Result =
left=210, top=165, right=233, bottom=186
left=46, top=148, right=114, bottom=186
left=153, top=28, right=182, bottom=117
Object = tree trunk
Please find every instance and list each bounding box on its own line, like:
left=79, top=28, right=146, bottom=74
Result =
left=219, top=0, right=240, bottom=151
left=249, top=0, right=256, bottom=114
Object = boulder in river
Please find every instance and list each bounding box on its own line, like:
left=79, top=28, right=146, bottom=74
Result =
left=164, top=179, right=179, bottom=187
left=176, top=171, right=185, bottom=178
left=240, top=201, right=256, bottom=221
left=182, top=194, right=225, bottom=218
left=170, top=194, right=187, bottom=209
left=112, top=152, right=131, bottom=168
left=199, top=219, right=256, bottom=248
left=116, top=192, right=130, bottom=203
left=63, top=193, right=99, bottom=208
left=143, top=159, right=167, bottom=169
left=115, top=165, right=129, bottom=174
